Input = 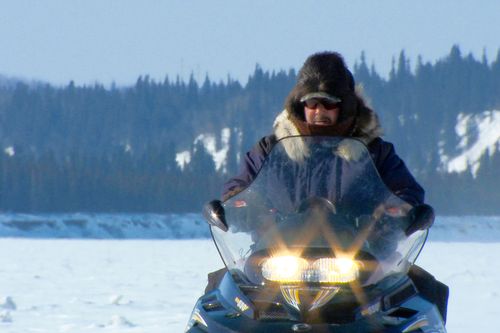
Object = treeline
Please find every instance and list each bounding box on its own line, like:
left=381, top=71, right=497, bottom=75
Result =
left=0, top=45, right=499, bottom=214
left=0, top=143, right=224, bottom=212
left=0, top=67, right=294, bottom=212
left=354, top=46, right=500, bottom=214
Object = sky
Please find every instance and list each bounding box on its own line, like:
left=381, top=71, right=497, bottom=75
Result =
left=1, top=0, right=499, bottom=86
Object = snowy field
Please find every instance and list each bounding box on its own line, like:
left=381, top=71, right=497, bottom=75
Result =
left=0, top=239, right=220, bottom=332
left=1, top=239, right=499, bottom=332
left=0, top=216, right=499, bottom=332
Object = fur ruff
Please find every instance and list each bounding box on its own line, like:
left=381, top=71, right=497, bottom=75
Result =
left=272, top=109, right=310, bottom=162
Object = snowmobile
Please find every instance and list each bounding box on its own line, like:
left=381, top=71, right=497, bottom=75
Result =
left=186, top=136, right=447, bottom=332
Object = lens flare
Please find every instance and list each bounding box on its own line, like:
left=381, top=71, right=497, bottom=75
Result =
left=312, top=258, right=360, bottom=283
left=262, top=256, right=360, bottom=283
left=262, top=256, right=309, bottom=283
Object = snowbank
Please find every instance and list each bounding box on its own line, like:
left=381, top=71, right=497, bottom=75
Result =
left=0, top=213, right=209, bottom=239
left=428, top=216, right=500, bottom=242
left=0, top=213, right=499, bottom=242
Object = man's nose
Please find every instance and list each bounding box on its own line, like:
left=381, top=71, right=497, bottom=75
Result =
left=314, top=103, right=327, bottom=112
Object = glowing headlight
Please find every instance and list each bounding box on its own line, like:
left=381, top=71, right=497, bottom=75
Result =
left=261, top=256, right=360, bottom=284
left=312, top=258, right=359, bottom=283
left=261, top=256, right=309, bottom=283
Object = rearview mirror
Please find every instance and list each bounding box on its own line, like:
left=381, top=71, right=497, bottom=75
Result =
left=202, top=200, right=228, bottom=232
left=406, top=204, right=435, bottom=236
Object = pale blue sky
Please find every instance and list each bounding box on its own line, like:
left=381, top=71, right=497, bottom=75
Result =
left=1, top=0, right=498, bottom=86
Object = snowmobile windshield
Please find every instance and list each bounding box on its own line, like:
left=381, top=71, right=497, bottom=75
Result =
left=212, top=136, right=427, bottom=287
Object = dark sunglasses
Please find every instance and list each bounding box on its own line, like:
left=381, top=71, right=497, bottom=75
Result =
left=302, top=98, right=340, bottom=110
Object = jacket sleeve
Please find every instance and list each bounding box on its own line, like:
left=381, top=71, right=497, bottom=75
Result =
left=221, top=135, right=276, bottom=201
left=368, top=138, right=425, bottom=206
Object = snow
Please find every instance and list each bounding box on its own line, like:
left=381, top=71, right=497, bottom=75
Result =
left=175, top=151, right=191, bottom=170
left=0, top=238, right=219, bottom=333
left=398, top=114, right=405, bottom=126
left=176, top=127, right=232, bottom=172
left=0, top=311, right=13, bottom=323
left=0, top=213, right=210, bottom=239
left=194, top=128, right=231, bottom=172
left=0, top=297, right=17, bottom=310
left=4, top=146, right=14, bottom=157
left=109, top=295, right=132, bottom=306
left=2, top=214, right=500, bottom=242
left=105, top=315, right=136, bottom=328
left=0, top=215, right=499, bottom=332
left=442, top=110, right=500, bottom=177
left=417, top=242, right=500, bottom=332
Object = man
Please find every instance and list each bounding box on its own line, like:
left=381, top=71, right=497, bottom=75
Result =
left=210, top=51, right=448, bottom=322
left=223, top=52, right=423, bottom=208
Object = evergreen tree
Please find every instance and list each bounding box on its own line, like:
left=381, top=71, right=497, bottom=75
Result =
left=0, top=46, right=498, bottom=213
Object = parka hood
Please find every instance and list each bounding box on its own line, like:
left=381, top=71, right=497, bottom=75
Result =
left=274, top=85, right=383, bottom=145
left=273, top=88, right=382, bottom=161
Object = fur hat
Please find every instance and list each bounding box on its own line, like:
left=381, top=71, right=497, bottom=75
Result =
left=281, top=51, right=382, bottom=144
left=285, top=52, right=357, bottom=122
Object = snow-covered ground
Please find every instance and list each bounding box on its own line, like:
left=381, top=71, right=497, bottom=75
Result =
left=0, top=239, right=220, bottom=333
left=0, top=216, right=499, bottom=332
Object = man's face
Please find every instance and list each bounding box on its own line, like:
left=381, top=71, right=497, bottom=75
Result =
left=303, top=98, right=340, bottom=126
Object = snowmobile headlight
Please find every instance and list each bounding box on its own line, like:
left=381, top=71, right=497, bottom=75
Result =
left=312, top=258, right=360, bottom=283
left=262, top=256, right=360, bottom=284
left=261, top=256, right=309, bottom=283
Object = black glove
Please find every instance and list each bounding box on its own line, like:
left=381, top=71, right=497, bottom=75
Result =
left=405, top=204, right=435, bottom=236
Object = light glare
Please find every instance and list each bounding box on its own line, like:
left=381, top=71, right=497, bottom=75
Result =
left=313, top=258, right=359, bottom=283
left=262, top=256, right=308, bottom=283
left=262, top=256, right=360, bottom=283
